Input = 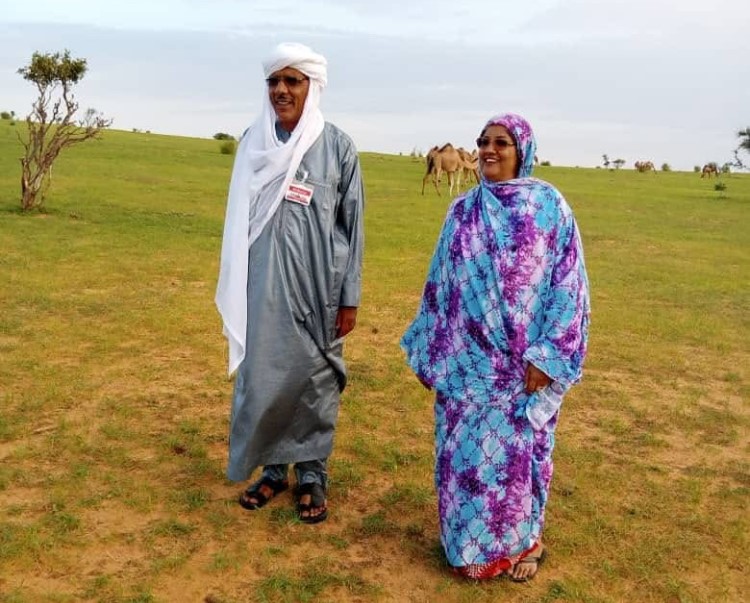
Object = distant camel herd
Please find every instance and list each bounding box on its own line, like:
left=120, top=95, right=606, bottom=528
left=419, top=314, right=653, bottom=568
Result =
left=422, top=148, right=724, bottom=195
left=421, top=143, right=479, bottom=196
left=633, top=160, right=722, bottom=177
left=634, top=160, right=656, bottom=173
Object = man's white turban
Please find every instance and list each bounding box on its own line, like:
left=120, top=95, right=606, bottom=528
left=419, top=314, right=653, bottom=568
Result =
left=262, top=42, right=328, bottom=88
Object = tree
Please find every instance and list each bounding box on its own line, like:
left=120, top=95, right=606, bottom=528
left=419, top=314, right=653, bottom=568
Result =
left=732, top=127, right=750, bottom=170
left=613, top=158, right=626, bottom=170
left=738, top=127, right=750, bottom=152
left=17, top=50, right=112, bottom=211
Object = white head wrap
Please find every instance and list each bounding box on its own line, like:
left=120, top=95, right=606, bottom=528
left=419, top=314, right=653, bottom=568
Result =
left=216, top=42, right=328, bottom=375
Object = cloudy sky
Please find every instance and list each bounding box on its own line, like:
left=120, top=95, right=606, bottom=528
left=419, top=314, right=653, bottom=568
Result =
left=1, top=0, right=748, bottom=169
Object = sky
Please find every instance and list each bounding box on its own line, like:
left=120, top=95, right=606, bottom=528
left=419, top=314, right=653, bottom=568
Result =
left=1, top=0, right=748, bottom=170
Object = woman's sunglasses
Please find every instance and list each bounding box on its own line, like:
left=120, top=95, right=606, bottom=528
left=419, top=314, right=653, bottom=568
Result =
left=476, top=136, right=516, bottom=149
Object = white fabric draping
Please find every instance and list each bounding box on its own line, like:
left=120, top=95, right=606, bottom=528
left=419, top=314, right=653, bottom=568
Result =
left=216, top=43, right=328, bottom=375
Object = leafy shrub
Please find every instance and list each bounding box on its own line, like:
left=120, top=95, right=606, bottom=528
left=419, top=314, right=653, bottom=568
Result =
left=714, top=182, right=726, bottom=192
left=661, top=163, right=671, bottom=172
left=693, top=165, right=701, bottom=173
left=540, top=160, right=551, bottom=166
left=0, top=111, right=10, bottom=120
left=220, top=141, right=236, bottom=155
left=214, top=132, right=235, bottom=141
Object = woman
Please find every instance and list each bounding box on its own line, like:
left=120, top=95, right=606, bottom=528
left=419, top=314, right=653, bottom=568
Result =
left=401, top=113, right=589, bottom=581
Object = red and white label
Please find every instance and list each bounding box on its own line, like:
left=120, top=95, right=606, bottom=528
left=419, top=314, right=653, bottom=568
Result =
left=284, top=181, right=314, bottom=206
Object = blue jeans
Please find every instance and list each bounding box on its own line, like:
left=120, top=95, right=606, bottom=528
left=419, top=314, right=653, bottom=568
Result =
left=262, top=458, right=327, bottom=489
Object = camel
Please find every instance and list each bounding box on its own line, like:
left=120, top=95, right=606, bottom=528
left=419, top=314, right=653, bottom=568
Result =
left=422, top=143, right=462, bottom=196
left=457, top=147, right=479, bottom=189
left=701, top=163, right=719, bottom=178
left=634, top=160, right=655, bottom=173
left=421, top=144, right=481, bottom=196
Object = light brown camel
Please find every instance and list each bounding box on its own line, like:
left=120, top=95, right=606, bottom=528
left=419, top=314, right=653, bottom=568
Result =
left=457, top=147, right=479, bottom=189
left=421, top=143, right=462, bottom=196
left=701, top=162, right=719, bottom=178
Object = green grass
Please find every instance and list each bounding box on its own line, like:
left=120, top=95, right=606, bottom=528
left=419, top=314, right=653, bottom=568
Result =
left=0, top=120, right=748, bottom=602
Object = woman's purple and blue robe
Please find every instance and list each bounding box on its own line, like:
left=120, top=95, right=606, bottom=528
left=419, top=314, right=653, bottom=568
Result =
left=401, top=114, right=590, bottom=571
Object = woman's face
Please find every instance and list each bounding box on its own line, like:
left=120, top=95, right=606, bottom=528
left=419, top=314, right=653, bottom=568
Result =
left=477, top=125, right=519, bottom=182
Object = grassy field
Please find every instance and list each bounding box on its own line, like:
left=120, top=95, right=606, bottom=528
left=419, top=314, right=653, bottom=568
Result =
left=0, top=119, right=748, bottom=603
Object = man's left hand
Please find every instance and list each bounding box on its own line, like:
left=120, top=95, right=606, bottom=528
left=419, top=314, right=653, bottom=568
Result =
left=336, top=306, right=358, bottom=338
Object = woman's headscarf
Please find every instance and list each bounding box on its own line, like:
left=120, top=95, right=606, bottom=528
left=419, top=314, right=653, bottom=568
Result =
left=481, top=113, right=537, bottom=181
left=401, top=111, right=589, bottom=401
left=216, top=42, right=328, bottom=376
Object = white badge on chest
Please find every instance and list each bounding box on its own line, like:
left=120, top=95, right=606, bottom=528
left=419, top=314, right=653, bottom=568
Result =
left=284, top=180, right=314, bottom=206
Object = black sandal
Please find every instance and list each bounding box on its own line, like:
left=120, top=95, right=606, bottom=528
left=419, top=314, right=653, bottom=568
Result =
left=295, top=482, right=328, bottom=524
left=238, top=476, right=289, bottom=510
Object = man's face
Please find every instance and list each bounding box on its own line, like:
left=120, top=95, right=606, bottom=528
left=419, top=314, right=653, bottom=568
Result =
left=267, top=67, right=310, bottom=132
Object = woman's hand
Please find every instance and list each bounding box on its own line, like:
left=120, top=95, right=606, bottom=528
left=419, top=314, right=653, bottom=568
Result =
left=524, top=363, right=551, bottom=394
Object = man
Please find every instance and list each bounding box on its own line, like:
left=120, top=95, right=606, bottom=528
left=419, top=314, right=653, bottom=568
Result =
left=216, top=42, right=364, bottom=524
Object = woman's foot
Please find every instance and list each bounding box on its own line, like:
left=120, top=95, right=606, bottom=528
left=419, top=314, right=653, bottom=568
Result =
left=509, top=544, right=546, bottom=582
left=295, top=482, right=328, bottom=524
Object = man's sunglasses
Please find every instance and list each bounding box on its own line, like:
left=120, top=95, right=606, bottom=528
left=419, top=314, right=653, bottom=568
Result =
left=266, top=75, right=309, bottom=88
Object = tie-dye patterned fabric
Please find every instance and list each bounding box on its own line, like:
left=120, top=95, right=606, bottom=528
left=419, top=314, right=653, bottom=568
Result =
left=401, top=113, right=589, bottom=570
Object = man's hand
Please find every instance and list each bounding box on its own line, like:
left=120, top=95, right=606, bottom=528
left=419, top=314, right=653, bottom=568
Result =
left=524, top=363, right=552, bottom=394
left=335, top=306, right=357, bottom=338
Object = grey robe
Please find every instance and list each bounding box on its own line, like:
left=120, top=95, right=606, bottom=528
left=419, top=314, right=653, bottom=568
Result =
left=227, top=123, right=364, bottom=482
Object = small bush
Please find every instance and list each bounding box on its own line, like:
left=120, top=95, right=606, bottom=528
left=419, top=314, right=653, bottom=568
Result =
left=693, top=165, right=701, bottom=173
left=0, top=111, right=10, bottom=120
left=220, top=141, right=236, bottom=155
left=714, top=182, right=727, bottom=192
left=540, top=160, right=551, bottom=166
left=214, top=132, right=235, bottom=141
left=661, top=163, right=671, bottom=172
